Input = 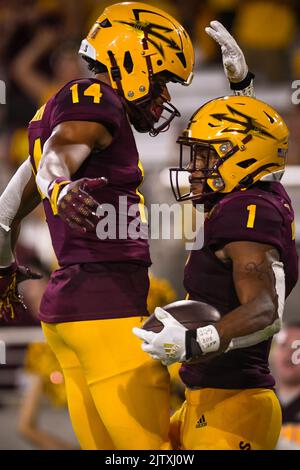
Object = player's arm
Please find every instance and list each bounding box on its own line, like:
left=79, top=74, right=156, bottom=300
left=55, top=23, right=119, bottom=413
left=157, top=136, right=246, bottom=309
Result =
left=213, top=241, right=283, bottom=352
left=0, top=158, right=41, bottom=266
left=36, top=121, right=111, bottom=232
left=133, top=242, right=284, bottom=365
left=10, top=27, right=58, bottom=104
left=0, top=158, right=42, bottom=321
left=205, top=21, right=255, bottom=97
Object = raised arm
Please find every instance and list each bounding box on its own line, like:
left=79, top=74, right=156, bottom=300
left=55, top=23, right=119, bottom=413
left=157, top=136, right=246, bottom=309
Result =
left=205, top=21, right=255, bottom=97
left=10, top=28, right=58, bottom=104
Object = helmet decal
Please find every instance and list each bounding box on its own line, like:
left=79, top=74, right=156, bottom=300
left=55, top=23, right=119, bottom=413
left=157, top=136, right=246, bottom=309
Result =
left=116, top=8, right=184, bottom=60
left=210, top=105, right=276, bottom=139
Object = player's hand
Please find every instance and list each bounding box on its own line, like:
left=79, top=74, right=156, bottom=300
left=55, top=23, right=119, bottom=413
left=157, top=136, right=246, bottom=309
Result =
left=0, top=263, right=42, bottom=322
left=205, top=20, right=248, bottom=83
left=51, top=177, right=108, bottom=233
left=133, top=307, right=187, bottom=366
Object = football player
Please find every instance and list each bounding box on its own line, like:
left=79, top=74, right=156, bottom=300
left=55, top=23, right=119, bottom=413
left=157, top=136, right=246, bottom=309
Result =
left=134, top=95, right=298, bottom=449
left=1, top=1, right=194, bottom=450
left=0, top=9, right=253, bottom=449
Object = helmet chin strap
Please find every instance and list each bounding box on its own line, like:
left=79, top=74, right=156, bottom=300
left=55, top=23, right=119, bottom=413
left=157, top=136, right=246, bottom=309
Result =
left=107, top=50, right=123, bottom=95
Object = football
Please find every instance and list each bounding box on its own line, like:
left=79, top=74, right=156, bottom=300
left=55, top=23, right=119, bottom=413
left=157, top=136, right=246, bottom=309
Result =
left=142, top=300, right=221, bottom=333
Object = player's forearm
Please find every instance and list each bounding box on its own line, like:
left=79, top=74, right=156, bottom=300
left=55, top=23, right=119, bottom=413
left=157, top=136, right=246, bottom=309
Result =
left=186, top=292, right=277, bottom=360
left=10, top=220, right=21, bottom=253
left=215, top=290, right=277, bottom=351
left=36, top=150, right=72, bottom=194
left=0, top=158, right=39, bottom=267
left=213, top=245, right=284, bottom=352
left=36, top=120, right=112, bottom=197
left=0, top=158, right=32, bottom=227
left=36, top=133, right=93, bottom=195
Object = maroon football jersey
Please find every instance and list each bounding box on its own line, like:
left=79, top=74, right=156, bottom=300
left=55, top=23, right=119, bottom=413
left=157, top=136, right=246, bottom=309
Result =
left=181, top=182, right=298, bottom=389
left=28, top=78, right=151, bottom=322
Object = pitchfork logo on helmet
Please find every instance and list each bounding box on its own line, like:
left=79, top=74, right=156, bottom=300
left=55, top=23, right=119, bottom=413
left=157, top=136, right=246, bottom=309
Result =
left=170, top=96, right=289, bottom=202
left=116, top=15, right=185, bottom=59
left=79, top=2, right=194, bottom=135
left=210, top=106, right=276, bottom=139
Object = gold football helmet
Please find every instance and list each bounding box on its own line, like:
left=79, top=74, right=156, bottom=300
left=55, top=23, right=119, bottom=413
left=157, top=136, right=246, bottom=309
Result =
left=170, top=95, right=289, bottom=202
left=80, top=2, right=194, bottom=100
left=79, top=2, right=194, bottom=134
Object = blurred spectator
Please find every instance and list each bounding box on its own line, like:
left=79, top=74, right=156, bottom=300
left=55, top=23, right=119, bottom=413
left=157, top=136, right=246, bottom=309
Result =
left=18, top=342, right=75, bottom=449
left=272, top=324, right=300, bottom=449
left=7, top=26, right=86, bottom=166
left=233, top=0, right=297, bottom=82
left=2, top=1, right=64, bottom=128
left=10, top=31, right=84, bottom=107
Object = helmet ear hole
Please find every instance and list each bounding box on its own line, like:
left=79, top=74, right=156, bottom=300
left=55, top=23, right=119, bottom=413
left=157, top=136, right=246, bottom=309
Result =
left=123, top=51, right=133, bottom=74
left=237, top=158, right=257, bottom=168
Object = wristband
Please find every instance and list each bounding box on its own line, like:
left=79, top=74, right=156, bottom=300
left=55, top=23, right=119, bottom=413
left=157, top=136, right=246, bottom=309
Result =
left=230, top=71, right=255, bottom=91
left=196, top=324, right=220, bottom=354
left=48, top=178, right=71, bottom=215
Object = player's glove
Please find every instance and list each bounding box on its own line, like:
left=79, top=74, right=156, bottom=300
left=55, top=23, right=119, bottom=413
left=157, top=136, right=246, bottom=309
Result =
left=205, top=20, right=255, bottom=96
left=0, top=262, right=42, bottom=322
left=133, top=307, right=221, bottom=366
left=48, top=176, right=108, bottom=233
left=205, top=20, right=248, bottom=83
left=133, top=307, right=188, bottom=366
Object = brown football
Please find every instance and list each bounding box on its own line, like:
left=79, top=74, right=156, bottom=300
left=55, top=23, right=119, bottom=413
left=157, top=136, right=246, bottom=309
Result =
left=142, top=300, right=221, bottom=333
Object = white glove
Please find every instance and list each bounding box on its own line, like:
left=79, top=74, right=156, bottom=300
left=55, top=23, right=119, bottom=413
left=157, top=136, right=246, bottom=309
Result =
left=205, top=20, right=248, bottom=83
left=132, top=307, right=187, bottom=366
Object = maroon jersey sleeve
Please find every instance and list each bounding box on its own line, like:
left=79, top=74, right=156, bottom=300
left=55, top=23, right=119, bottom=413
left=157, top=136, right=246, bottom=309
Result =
left=206, top=194, right=285, bottom=252
left=50, top=79, right=123, bottom=136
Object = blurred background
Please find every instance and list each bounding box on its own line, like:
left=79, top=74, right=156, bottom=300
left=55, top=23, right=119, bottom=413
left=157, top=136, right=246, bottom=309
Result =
left=0, top=0, right=299, bottom=450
